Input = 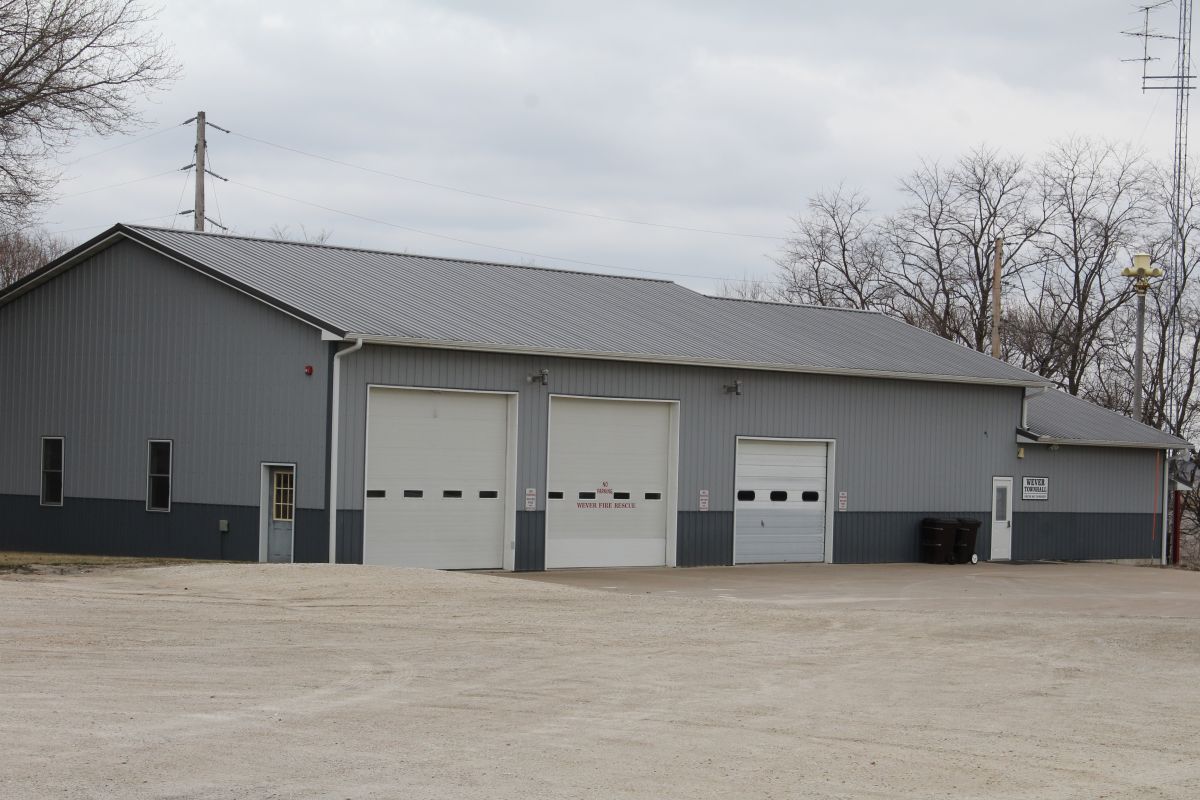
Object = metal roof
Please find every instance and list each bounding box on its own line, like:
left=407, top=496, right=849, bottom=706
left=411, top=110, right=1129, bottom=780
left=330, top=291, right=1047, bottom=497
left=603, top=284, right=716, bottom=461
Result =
left=1022, top=389, right=1190, bottom=449
left=3, top=224, right=1049, bottom=387
left=116, top=225, right=1045, bottom=386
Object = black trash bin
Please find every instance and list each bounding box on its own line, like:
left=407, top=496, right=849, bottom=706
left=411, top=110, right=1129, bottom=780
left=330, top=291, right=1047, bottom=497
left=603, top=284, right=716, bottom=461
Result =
left=954, top=518, right=981, bottom=564
left=919, top=518, right=958, bottom=564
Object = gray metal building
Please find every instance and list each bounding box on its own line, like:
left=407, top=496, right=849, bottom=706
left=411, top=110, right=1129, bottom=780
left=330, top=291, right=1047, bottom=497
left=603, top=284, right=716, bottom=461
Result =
left=0, top=225, right=1188, bottom=568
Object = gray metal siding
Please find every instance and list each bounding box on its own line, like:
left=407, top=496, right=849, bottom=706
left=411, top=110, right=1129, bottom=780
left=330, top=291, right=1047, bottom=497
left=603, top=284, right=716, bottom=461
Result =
left=337, top=345, right=1165, bottom=565
left=1012, top=445, right=1162, bottom=514
left=0, top=494, right=259, bottom=560
left=834, top=512, right=989, bottom=563
left=0, top=240, right=329, bottom=510
left=1012, top=513, right=1159, bottom=560
left=336, top=345, right=1030, bottom=515
left=515, top=511, right=545, bottom=571
left=678, top=511, right=734, bottom=566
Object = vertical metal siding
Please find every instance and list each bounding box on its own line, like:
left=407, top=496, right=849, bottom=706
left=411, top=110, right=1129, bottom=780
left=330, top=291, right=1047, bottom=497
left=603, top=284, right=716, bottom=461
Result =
left=0, top=241, right=328, bottom=508
left=336, top=347, right=1161, bottom=530
left=337, top=347, right=1025, bottom=515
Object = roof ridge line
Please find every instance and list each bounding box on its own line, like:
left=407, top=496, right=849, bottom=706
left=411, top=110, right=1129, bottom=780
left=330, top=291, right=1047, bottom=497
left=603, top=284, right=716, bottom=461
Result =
left=708, top=294, right=884, bottom=315
left=125, top=224, right=676, bottom=285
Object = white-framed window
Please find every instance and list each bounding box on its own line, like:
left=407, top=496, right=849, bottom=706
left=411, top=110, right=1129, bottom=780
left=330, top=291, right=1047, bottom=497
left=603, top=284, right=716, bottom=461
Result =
left=147, top=440, right=173, bottom=512
left=40, top=436, right=64, bottom=507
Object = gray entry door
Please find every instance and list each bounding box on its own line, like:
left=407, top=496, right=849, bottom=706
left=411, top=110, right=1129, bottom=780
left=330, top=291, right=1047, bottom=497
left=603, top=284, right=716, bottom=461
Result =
left=268, top=467, right=295, bottom=563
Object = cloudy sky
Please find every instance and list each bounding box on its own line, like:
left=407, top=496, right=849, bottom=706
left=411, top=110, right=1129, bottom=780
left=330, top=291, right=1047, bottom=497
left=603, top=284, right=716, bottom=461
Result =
left=47, top=1, right=1180, bottom=293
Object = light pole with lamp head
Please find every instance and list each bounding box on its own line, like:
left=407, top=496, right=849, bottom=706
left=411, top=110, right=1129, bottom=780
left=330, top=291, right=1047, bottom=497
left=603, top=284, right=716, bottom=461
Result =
left=1122, top=253, right=1164, bottom=422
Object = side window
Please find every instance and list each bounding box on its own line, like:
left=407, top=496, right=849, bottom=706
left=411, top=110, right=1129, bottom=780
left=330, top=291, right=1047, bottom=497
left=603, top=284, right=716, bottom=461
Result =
left=40, top=437, right=63, bottom=506
left=147, top=440, right=172, bottom=512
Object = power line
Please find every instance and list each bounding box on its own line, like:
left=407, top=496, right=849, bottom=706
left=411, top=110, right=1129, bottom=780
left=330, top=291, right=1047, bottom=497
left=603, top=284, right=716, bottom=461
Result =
left=45, top=212, right=187, bottom=236
left=58, top=122, right=187, bottom=166
left=55, top=168, right=181, bottom=200
left=222, top=128, right=787, bottom=242
left=225, top=177, right=767, bottom=285
left=171, top=167, right=193, bottom=229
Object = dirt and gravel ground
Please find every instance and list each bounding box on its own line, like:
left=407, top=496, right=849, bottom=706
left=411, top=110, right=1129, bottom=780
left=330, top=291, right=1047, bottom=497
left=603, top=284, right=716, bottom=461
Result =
left=2, top=561, right=1199, bottom=799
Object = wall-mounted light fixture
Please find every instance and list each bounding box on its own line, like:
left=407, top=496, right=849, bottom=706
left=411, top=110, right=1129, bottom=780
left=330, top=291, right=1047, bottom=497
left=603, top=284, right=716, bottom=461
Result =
left=528, top=369, right=549, bottom=386
left=724, top=380, right=743, bottom=396
left=1049, top=443, right=1060, bottom=452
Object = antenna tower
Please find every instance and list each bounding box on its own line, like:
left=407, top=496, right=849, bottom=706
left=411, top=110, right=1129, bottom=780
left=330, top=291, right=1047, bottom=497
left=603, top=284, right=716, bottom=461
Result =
left=1124, top=1, right=1194, bottom=434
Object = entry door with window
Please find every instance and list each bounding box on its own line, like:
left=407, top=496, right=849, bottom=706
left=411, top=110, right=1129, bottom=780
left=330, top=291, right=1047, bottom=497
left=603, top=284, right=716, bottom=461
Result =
left=268, top=467, right=295, bottom=563
left=990, top=476, right=1013, bottom=561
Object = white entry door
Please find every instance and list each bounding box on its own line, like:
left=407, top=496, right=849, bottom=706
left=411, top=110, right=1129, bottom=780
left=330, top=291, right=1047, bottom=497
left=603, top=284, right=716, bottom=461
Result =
left=734, top=438, right=829, bottom=563
left=545, top=396, right=675, bottom=568
left=990, top=476, right=1013, bottom=561
left=364, top=388, right=513, bottom=569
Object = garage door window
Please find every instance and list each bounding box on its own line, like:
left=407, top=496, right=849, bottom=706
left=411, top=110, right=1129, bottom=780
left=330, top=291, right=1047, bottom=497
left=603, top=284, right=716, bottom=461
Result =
left=770, top=491, right=788, bottom=501
left=40, top=436, right=64, bottom=507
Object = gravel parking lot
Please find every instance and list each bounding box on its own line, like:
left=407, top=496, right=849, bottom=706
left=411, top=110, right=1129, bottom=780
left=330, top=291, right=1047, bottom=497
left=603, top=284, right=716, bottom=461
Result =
left=2, top=562, right=1198, bottom=799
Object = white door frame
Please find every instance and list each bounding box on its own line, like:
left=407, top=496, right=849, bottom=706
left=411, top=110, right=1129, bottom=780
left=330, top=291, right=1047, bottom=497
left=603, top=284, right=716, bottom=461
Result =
left=363, top=384, right=519, bottom=571
left=259, top=462, right=297, bottom=563
left=990, top=475, right=1014, bottom=561
left=545, top=394, right=681, bottom=568
left=733, top=436, right=837, bottom=565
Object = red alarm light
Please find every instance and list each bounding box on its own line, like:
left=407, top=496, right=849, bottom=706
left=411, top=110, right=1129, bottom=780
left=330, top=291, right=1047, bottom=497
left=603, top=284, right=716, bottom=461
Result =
left=304, top=365, right=314, bottom=376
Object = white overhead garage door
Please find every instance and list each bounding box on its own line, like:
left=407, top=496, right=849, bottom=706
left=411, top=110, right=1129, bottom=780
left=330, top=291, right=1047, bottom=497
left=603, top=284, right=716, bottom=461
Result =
left=545, top=396, right=676, bottom=568
left=734, top=438, right=829, bottom=564
left=364, top=387, right=513, bottom=569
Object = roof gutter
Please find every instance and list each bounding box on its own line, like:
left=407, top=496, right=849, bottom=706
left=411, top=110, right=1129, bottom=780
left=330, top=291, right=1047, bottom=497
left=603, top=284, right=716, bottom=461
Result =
left=1016, top=429, right=1189, bottom=450
left=327, top=336, right=363, bottom=564
left=342, top=334, right=1051, bottom=390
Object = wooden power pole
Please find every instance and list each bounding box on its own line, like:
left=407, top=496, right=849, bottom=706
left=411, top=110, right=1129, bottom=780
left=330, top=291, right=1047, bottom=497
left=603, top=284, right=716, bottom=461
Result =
left=193, top=110, right=205, bottom=232
left=991, top=236, right=1003, bottom=357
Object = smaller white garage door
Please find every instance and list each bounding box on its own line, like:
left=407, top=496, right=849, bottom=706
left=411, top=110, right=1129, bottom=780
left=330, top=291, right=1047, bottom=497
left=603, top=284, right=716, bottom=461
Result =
left=364, top=388, right=513, bottom=569
left=734, top=438, right=829, bottom=564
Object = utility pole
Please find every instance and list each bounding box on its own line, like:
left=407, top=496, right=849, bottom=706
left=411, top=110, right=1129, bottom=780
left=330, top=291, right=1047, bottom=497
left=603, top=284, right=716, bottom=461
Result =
left=193, top=110, right=206, bottom=232
left=991, top=236, right=1003, bottom=358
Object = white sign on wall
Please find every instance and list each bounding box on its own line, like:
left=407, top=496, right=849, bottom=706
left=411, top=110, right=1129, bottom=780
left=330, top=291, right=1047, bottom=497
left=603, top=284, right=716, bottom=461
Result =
left=1022, top=476, right=1049, bottom=501
left=699, top=489, right=709, bottom=512
left=838, top=491, right=848, bottom=512
left=525, top=488, right=536, bottom=510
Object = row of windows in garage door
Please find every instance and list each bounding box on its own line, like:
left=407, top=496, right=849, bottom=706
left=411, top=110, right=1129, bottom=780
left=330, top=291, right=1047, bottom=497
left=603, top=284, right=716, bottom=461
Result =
left=361, top=388, right=829, bottom=570
left=364, top=488, right=665, bottom=501
left=364, top=489, right=816, bottom=502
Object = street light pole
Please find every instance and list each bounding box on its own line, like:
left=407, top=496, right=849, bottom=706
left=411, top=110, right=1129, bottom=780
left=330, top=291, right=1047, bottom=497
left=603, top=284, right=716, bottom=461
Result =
left=1122, top=253, right=1164, bottom=422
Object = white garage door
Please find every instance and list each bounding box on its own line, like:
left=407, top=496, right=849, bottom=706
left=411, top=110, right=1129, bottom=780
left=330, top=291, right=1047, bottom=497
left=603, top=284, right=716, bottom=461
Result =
left=734, top=438, right=828, bottom=563
left=364, top=388, right=512, bottom=568
left=545, top=397, right=674, bottom=568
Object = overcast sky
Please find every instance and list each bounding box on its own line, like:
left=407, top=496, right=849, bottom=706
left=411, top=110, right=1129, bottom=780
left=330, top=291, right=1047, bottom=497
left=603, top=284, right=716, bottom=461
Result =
left=47, top=1, right=1181, bottom=293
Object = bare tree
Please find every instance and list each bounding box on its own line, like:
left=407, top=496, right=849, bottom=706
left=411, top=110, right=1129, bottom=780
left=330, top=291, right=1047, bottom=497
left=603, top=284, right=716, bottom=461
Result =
left=887, top=148, right=1050, bottom=351
left=0, top=0, right=177, bottom=227
left=267, top=224, right=334, bottom=245
left=0, top=226, right=66, bottom=287
left=719, top=273, right=784, bottom=302
left=771, top=185, right=891, bottom=309
left=1020, top=140, right=1154, bottom=395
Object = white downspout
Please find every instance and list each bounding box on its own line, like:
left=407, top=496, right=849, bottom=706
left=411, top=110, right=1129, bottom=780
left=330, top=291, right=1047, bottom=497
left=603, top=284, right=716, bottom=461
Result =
left=1162, top=449, right=1172, bottom=566
left=328, top=337, right=364, bottom=564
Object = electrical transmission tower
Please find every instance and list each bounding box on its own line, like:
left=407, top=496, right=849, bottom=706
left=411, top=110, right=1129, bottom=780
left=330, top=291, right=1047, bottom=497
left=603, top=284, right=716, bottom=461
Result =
left=1124, top=1, right=1194, bottom=435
